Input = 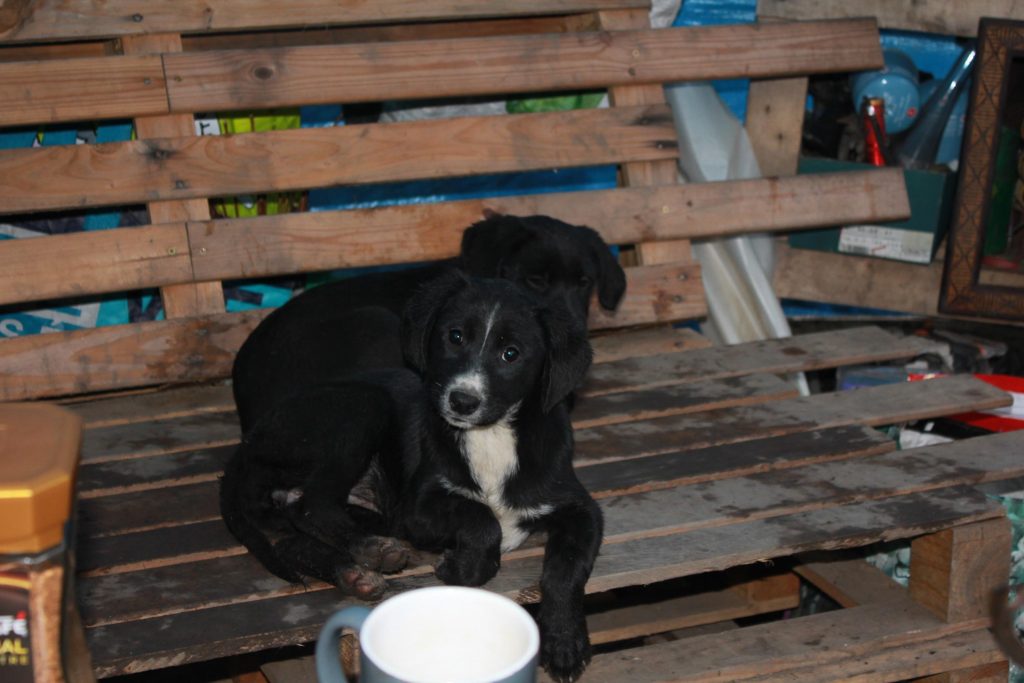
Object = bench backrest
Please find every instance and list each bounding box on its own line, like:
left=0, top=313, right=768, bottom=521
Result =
left=0, top=1, right=906, bottom=401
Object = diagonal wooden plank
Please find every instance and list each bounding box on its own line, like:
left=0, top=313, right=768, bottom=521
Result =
left=81, top=487, right=1000, bottom=677
left=0, top=0, right=648, bottom=43
left=583, top=325, right=938, bottom=396
left=163, top=20, right=881, bottom=113
left=574, top=375, right=1010, bottom=463
left=0, top=105, right=677, bottom=215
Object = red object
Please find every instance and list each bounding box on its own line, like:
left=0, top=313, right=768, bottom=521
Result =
left=908, top=373, right=1024, bottom=432
left=861, top=97, right=888, bottom=166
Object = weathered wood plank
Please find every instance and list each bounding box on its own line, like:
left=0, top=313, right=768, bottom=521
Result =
left=575, top=375, right=1010, bottom=464
left=0, top=105, right=676, bottom=215
left=89, top=486, right=998, bottom=620
left=574, top=604, right=998, bottom=683
left=74, top=426, right=892, bottom=573
left=0, top=224, right=192, bottom=306
left=123, top=32, right=226, bottom=320
left=590, top=326, right=711, bottom=363
left=163, top=20, right=881, bottom=114
left=62, top=328, right=707, bottom=429
left=583, top=325, right=937, bottom=396
left=757, top=0, right=1024, bottom=38
left=0, top=54, right=167, bottom=126
left=67, top=384, right=234, bottom=429
left=598, top=7, right=693, bottom=269
left=572, top=373, right=797, bottom=428
left=0, top=0, right=646, bottom=43
left=81, top=488, right=1000, bottom=677
left=78, top=429, right=1024, bottom=620
left=82, top=412, right=240, bottom=464
left=186, top=170, right=907, bottom=283
left=0, top=264, right=699, bottom=401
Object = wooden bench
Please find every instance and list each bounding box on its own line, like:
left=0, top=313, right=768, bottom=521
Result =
left=0, top=2, right=1018, bottom=680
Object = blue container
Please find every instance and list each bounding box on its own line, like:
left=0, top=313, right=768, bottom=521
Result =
left=850, top=49, right=921, bottom=134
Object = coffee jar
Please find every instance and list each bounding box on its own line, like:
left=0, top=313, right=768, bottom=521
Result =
left=0, top=404, right=87, bottom=683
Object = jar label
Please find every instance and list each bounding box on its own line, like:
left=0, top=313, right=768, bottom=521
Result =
left=0, top=572, right=32, bottom=682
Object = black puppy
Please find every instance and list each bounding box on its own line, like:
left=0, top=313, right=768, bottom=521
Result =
left=231, top=212, right=625, bottom=432
left=220, top=274, right=603, bottom=682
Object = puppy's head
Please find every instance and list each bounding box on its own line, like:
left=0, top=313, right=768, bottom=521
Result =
left=460, top=212, right=627, bottom=324
left=402, top=272, right=592, bottom=428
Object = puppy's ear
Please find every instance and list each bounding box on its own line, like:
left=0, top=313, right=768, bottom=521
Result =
left=584, top=228, right=627, bottom=311
left=460, top=213, right=535, bottom=277
left=401, top=270, right=467, bottom=372
left=537, top=304, right=593, bottom=413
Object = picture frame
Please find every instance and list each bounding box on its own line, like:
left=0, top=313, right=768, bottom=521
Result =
left=940, top=18, right=1024, bottom=320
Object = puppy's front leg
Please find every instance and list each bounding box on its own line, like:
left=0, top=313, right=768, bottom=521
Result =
left=404, top=486, right=502, bottom=586
left=538, top=496, right=603, bottom=683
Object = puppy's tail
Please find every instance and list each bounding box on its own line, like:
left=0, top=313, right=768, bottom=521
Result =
left=219, top=449, right=303, bottom=584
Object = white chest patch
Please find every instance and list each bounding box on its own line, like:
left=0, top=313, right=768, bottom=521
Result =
left=445, top=418, right=552, bottom=552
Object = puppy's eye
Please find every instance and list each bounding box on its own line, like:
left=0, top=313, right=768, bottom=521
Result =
left=448, top=329, right=464, bottom=345
left=502, top=347, right=520, bottom=363
left=525, top=275, right=548, bottom=291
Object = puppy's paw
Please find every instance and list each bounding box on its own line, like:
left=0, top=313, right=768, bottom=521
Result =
left=435, top=549, right=499, bottom=587
left=540, top=619, right=591, bottom=683
left=335, top=565, right=387, bottom=601
left=351, top=536, right=410, bottom=574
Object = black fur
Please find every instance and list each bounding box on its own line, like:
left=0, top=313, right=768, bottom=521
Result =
left=231, top=213, right=625, bottom=432
left=220, top=274, right=603, bottom=682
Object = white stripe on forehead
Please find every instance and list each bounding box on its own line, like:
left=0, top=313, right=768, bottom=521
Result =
left=479, top=303, right=501, bottom=356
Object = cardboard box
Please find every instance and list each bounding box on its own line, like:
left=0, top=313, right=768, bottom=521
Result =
left=788, top=157, right=957, bottom=265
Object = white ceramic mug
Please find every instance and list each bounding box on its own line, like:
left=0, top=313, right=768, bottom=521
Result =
left=316, top=586, right=539, bottom=683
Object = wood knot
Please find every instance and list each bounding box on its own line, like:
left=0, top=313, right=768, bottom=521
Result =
left=253, top=65, right=275, bottom=80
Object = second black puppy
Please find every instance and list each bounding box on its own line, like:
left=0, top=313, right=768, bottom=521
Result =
left=220, top=273, right=603, bottom=682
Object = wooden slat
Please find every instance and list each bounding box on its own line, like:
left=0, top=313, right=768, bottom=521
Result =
left=598, top=7, right=692, bottom=269
left=573, top=375, right=1010, bottom=464
left=64, top=328, right=709, bottom=430
left=590, top=262, right=707, bottom=328
left=572, top=373, right=797, bottom=428
left=80, top=487, right=1000, bottom=677
left=796, top=556, right=923, bottom=609
left=181, top=14, right=604, bottom=52
left=75, top=426, right=894, bottom=571
left=123, top=32, right=226, bottom=320
left=583, top=325, right=936, bottom=396
left=0, top=105, right=676, bottom=215
left=0, top=263, right=698, bottom=401
left=757, top=0, right=1024, bottom=38
left=0, top=224, right=192, bottom=307
left=0, top=169, right=906, bottom=306
left=77, top=483, right=999, bottom=626
left=0, top=54, right=167, bottom=126
left=0, top=0, right=646, bottom=43
left=0, top=309, right=266, bottom=402
left=186, top=169, right=908, bottom=283
left=163, top=20, right=882, bottom=114
left=573, top=603, right=998, bottom=683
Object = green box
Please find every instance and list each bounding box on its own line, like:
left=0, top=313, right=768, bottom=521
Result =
left=788, top=158, right=957, bottom=265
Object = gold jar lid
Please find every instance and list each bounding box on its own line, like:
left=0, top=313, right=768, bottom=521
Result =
left=0, top=403, right=82, bottom=555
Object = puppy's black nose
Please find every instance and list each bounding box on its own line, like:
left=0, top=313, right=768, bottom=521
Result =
left=448, top=390, right=482, bottom=416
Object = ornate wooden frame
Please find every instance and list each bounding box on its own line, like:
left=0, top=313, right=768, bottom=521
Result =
left=940, top=18, right=1024, bottom=319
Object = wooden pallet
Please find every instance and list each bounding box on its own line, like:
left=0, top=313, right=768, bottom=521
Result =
left=63, top=323, right=1017, bottom=679
left=0, top=2, right=1016, bottom=680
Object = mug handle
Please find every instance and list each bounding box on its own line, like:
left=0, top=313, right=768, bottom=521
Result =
left=316, top=606, right=371, bottom=682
